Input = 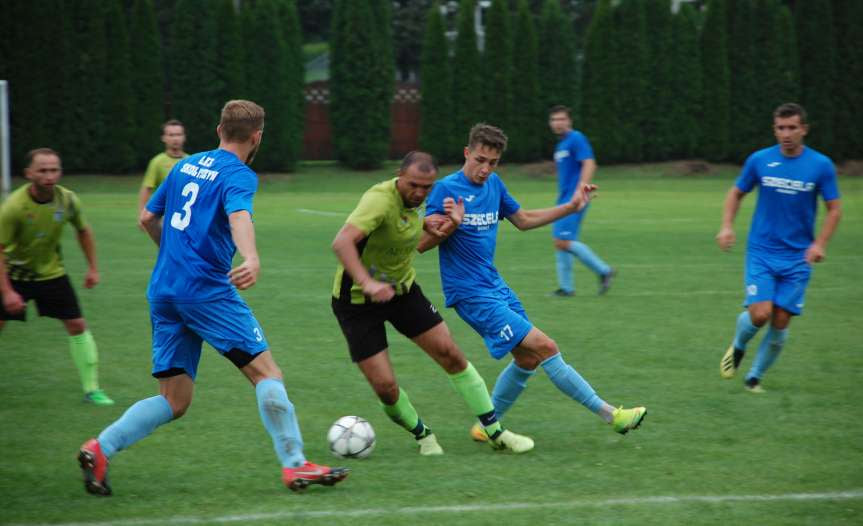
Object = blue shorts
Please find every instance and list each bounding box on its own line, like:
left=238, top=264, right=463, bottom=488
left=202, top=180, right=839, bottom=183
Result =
left=454, top=288, right=533, bottom=359
left=552, top=204, right=588, bottom=241
left=150, top=294, right=269, bottom=380
left=744, top=252, right=811, bottom=315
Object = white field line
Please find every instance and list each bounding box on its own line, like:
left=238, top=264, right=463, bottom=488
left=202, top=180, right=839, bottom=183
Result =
left=295, top=208, right=344, bottom=217
left=8, top=489, right=863, bottom=526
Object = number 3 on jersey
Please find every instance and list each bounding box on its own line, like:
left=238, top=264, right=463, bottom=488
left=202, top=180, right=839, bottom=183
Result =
left=170, top=182, right=199, bottom=231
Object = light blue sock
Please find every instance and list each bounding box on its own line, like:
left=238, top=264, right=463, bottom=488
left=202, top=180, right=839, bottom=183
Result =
left=256, top=378, right=306, bottom=468
left=733, top=310, right=761, bottom=350
left=541, top=353, right=606, bottom=414
left=567, top=241, right=611, bottom=276
left=746, top=326, right=788, bottom=381
left=555, top=250, right=574, bottom=292
left=491, top=360, right=536, bottom=417
left=98, top=395, right=173, bottom=458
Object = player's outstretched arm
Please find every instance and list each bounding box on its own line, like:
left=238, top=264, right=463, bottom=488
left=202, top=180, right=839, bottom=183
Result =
left=228, top=211, right=260, bottom=290
left=75, top=228, right=100, bottom=289
left=507, top=184, right=596, bottom=231
left=139, top=209, right=163, bottom=247
left=137, top=186, right=153, bottom=227
left=0, top=247, right=25, bottom=314
left=806, top=198, right=842, bottom=263
left=332, top=223, right=394, bottom=303
left=716, top=187, right=746, bottom=251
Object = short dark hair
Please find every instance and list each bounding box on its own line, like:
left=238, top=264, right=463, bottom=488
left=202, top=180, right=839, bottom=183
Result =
left=773, top=103, right=807, bottom=124
left=468, top=123, right=508, bottom=153
left=548, top=105, right=571, bottom=117
left=25, top=148, right=61, bottom=167
left=161, top=119, right=184, bottom=133
left=400, top=150, right=437, bottom=174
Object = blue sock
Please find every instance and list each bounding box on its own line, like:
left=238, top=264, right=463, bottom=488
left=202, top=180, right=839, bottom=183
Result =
left=555, top=250, right=574, bottom=293
left=541, top=353, right=606, bottom=414
left=98, top=395, right=173, bottom=458
left=746, top=326, right=788, bottom=381
left=256, top=378, right=306, bottom=468
left=566, top=241, right=611, bottom=276
left=491, top=361, right=536, bottom=417
left=733, top=310, right=761, bottom=350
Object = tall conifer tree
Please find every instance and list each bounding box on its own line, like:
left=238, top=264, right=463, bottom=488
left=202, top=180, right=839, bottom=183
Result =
left=644, top=0, right=674, bottom=161
left=508, top=0, right=541, bottom=162
left=795, top=0, right=835, bottom=153
left=103, top=0, right=136, bottom=172
left=700, top=0, right=731, bottom=161
left=171, top=0, right=221, bottom=154
left=130, top=0, right=165, bottom=167
left=481, top=0, right=512, bottom=133
left=419, top=3, right=453, bottom=161
left=582, top=0, right=619, bottom=162
left=669, top=3, right=701, bottom=158
left=537, top=0, right=578, bottom=156
left=614, top=0, right=648, bottom=162
left=276, top=0, right=305, bottom=169
left=727, top=0, right=758, bottom=161
left=215, top=0, right=245, bottom=102
left=452, top=0, right=484, bottom=151
left=832, top=0, right=863, bottom=159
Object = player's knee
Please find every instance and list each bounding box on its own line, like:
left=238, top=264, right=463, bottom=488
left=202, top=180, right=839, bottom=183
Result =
left=439, top=344, right=468, bottom=374
left=168, top=399, right=191, bottom=419
left=538, top=336, right=559, bottom=358
left=64, top=318, right=87, bottom=335
left=749, top=309, right=771, bottom=327
left=553, top=239, right=569, bottom=251
left=372, top=380, right=399, bottom=405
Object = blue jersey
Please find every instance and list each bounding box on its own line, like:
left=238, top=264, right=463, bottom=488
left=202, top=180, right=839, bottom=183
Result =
left=426, top=170, right=521, bottom=306
left=736, top=145, right=840, bottom=258
left=146, top=149, right=257, bottom=302
left=554, top=130, right=594, bottom=204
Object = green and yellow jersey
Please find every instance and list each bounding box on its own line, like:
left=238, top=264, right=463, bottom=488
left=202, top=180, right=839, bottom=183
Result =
left=333, top=178, right=423, bottom=304
left=0, top=184, right=88, bottom=281
left=141, top=151, right=187, bottom=190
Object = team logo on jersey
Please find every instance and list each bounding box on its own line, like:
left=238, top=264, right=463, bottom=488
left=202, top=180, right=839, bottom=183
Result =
left=746, top=284, right=758, bottom=296
left=761, top=176, right=815, bottom=195
left=53, top=209, right=64, bottom=222
left=554, top=150, right=571, bottom=161
left=767, top=162, right=781, bottom=168
left=464, top=195, right=476, bottom=202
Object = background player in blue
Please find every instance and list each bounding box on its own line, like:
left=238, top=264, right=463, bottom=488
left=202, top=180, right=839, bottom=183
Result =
left=419, top=123, right=646, bottom=444
left=548, top=106, right=614, bottom=297
left=717, top=103, right=841, bottom=393
left=77, top=100, right=348, bottom=496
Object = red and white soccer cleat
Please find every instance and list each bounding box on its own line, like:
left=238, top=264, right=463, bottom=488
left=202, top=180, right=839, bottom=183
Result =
left=78, top=438, right=112, bottom=496
left=282, top=461, right=350, bottom=492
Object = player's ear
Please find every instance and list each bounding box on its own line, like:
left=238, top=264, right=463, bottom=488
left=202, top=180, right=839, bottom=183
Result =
left=463, top=147, right=470, bottom=160
left=216, top=124, right=223, bottom=140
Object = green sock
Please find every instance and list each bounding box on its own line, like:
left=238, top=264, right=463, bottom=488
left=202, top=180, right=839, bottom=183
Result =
left=448, top=362, right=502, bottom=437
left=381, top=388, right=426, bottom=437
left=69, top=330, right=99, bottom=393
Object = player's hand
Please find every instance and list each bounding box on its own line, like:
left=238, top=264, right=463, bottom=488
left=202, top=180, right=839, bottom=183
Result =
left=569, top=183, right=597, bottom=212
left=84, top=268, right=100, bottom=289
left=424, top=214, right=451, bottom=237
left=805, top=243, right=825, bottom=264
left=443, top=196, right=465, bottom=226
left=716, top=227, right=735, bottom=251
left=362, top=279, right=395, bottom=303
left=2, top=289, right=25, bottom=315
left=229, top=258, right=260, bottom=290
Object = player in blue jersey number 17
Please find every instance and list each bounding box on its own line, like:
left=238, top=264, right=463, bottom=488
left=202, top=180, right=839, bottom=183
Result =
left=420, top=123, right=646, bottom=444
left=717, top=103, right=841, bottom=393
left=77, top=100, right=347, bottom=496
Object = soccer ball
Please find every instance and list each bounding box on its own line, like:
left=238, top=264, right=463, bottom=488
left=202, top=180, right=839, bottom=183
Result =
left=327, top=416, right=376, bottom=459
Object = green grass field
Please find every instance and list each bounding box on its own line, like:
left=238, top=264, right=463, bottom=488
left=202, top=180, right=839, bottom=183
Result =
left=1, top=163, right=861, bottom=525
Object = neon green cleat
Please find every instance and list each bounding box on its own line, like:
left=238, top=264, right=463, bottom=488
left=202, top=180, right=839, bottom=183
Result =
left=417, top=433, right=444, bottom=456
left=83, top=389, right=115, bottom=406
left=612, top=406, right=647, bottom=435
left=490, top=430, right=534, bottom=453
left=720, top=344, right=745, bottom=379
left=469, top=423, right=489, bottom=442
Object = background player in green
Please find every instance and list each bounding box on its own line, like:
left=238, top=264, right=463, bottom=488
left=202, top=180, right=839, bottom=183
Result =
left=0, top=148, right=113, bottom=405
left=331, top=151, right=533, bottom=455
left=137, top=119, right=187, bottom=216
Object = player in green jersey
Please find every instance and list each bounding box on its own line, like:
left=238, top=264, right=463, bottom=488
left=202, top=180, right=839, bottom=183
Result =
left=330, top=151, right=533, bottom=456
left=137, top=120, right=188, bottom=215
left=0, top=148, right=113, bottom=405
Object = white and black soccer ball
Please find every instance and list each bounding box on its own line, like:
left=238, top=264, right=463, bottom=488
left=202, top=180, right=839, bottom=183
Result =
left=327, top=416, right=376, bottom=459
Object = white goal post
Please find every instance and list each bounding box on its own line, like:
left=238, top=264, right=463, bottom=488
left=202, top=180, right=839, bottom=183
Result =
left=0, top=80, right=10, bottom=201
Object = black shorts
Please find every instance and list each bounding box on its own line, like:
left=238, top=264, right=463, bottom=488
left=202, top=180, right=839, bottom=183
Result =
left=0, top=275, right=82, bottom=321
left=331, top=283, right=444, bottom=362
